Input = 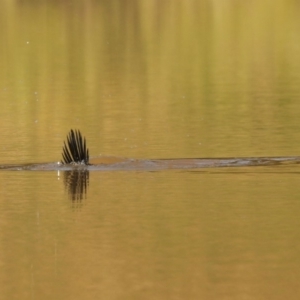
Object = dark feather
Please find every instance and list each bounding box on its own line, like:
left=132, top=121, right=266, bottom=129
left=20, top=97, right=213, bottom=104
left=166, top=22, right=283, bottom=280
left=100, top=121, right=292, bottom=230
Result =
left=62, top=129, right=89, bottom=165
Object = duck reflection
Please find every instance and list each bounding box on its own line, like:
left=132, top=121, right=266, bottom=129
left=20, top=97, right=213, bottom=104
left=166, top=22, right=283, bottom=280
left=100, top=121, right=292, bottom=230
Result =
left=63, top=170, right=89, bottom=201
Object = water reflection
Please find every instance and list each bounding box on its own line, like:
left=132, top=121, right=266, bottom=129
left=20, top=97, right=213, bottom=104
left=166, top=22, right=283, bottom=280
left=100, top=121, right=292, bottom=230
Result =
left=60, top=155, right=300, bottom=202
left=63, top=170, right=89, bottom=201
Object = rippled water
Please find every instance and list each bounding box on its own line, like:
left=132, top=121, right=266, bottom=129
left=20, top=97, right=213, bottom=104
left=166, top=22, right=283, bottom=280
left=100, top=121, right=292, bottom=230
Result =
left=1, top=1, right=300, bottom=299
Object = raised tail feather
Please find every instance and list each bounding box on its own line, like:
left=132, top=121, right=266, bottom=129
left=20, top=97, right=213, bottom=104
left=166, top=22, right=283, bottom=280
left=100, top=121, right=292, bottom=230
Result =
left=62, top=129, right=89, bottom=165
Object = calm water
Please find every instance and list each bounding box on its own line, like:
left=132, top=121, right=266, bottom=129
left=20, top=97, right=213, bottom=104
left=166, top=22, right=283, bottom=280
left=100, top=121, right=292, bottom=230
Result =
left=1, top=1, right=300, bottom=299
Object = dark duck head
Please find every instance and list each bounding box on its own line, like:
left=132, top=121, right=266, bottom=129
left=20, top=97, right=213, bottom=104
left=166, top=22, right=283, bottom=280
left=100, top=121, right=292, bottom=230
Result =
left=62, top=129, right=89, bottom=165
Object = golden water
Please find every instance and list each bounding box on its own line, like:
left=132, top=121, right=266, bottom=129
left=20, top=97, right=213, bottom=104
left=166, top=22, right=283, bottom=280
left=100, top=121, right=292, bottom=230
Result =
left=1, top=1, right=300, bottom=299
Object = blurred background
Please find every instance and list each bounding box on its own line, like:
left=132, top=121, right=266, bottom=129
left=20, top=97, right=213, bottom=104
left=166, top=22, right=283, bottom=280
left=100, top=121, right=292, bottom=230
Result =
left=1, top=1, right=300, bottom=299
left=1, top=0, right=300, bottom=162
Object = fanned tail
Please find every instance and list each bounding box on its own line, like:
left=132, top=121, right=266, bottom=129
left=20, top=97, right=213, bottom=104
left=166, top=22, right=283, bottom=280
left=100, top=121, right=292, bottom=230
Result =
left=62, top=129, right=89, bottom=165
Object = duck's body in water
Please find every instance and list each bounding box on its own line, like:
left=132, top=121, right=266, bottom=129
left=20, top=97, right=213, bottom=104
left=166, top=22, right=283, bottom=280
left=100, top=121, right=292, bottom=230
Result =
left=59, top=129, right=300, bottom=171
left=0, top=129, right=300, bottom=171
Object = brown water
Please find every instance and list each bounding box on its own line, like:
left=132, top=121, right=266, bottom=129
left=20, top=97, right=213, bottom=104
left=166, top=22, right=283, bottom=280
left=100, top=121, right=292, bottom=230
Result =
left=1, top=1, right=300, bottom=299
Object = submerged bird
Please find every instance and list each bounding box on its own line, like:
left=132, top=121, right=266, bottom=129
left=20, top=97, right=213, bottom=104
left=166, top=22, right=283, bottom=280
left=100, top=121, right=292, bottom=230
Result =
left=58, top=129, right=300, bottom=172
left=62, top=129, right=89, bottom=165
left=0, top=128, right=297, bottom=172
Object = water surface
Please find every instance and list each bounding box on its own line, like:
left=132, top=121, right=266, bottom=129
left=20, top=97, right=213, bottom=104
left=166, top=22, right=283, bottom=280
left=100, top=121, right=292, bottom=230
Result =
left=1, top=1, right=300, bottom=299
